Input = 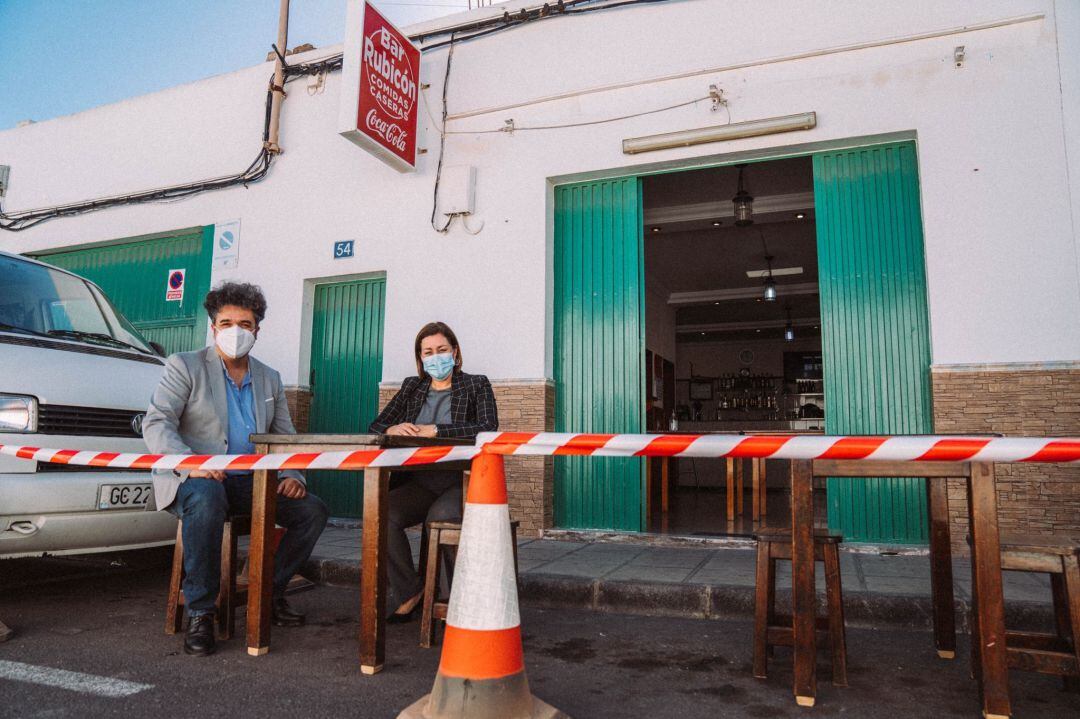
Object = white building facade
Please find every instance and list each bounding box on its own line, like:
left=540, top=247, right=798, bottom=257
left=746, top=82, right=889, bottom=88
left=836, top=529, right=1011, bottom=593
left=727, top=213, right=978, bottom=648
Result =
left=2, top=0, right=1078, bottom=542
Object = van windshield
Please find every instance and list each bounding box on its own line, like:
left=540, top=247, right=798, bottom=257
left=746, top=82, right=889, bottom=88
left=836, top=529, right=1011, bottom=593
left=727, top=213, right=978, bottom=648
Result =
left=0, top=255, right=153, bottom=354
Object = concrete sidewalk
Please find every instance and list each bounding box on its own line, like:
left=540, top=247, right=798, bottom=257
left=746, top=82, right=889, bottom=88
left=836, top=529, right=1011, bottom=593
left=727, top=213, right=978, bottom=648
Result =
left=301, top=524, right=1057, bottom=632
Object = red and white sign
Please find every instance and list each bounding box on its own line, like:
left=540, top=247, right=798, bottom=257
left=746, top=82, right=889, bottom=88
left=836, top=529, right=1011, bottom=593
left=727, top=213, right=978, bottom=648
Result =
left=165, top=269, right=185, bottom=302
left=338, top=0, right=421, bottom=172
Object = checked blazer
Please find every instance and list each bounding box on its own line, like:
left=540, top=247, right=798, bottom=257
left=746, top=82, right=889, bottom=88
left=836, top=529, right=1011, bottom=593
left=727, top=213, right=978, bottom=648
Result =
left=368, top=370, right=498, bottom=440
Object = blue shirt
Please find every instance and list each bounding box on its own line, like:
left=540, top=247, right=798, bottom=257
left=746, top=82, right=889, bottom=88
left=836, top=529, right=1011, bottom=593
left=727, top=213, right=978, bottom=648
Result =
left=222, top=362, right=256, bottom=472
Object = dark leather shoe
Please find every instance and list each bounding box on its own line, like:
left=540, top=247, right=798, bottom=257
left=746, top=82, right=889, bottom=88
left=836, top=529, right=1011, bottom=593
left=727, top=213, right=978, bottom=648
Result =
left=272, top=596, right=305, bottom=627
left=184, top=614, right=216, bottom=656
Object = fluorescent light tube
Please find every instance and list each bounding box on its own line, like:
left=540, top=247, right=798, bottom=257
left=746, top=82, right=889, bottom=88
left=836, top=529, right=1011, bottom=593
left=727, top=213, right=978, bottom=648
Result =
left=622, top=112, right=817, bottom=155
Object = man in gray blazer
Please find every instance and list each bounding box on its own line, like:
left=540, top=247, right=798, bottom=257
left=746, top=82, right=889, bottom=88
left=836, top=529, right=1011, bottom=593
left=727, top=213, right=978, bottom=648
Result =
left=144, top=282, right=328, bottom=657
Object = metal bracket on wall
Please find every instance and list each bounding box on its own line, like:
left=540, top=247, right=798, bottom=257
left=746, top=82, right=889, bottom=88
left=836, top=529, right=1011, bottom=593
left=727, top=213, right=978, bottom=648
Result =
left=709, top=85, right=728, bottom=112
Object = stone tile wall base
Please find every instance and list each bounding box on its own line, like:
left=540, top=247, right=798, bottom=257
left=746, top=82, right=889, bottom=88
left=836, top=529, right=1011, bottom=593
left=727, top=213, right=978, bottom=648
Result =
left=932, top=367, right=1080, bottom=554
left=284, top=386, right=312, bottom=433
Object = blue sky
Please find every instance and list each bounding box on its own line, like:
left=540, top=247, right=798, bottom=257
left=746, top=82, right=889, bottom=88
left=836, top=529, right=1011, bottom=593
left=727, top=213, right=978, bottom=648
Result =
left=0, top=0, right=472, bottom=130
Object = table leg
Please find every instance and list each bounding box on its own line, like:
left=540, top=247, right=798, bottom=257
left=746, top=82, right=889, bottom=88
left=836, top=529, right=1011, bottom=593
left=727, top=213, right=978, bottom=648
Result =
left=790, top=459, right=817, bottom=706
left=645, top=458, right=653, bottom=523
left=360, top=467, right=389, bottom=675
left=926, top=476, right=956, bottom=659
left=759, top=459, right=767, bottom=519
left=661, top=458, right=670, bottom=514
left=246, top=464, right=278, bottom=656
left=736, top=459, right=744, bottom=517
left=968, top=462, right=1011, bottom=718
left=751, top=459, right=761, bottom=522
left=726, top=458, right=735, bottom=522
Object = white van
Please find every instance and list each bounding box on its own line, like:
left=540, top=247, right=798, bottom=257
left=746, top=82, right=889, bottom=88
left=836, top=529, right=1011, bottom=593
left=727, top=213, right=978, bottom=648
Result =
left=0, top=250, right=177, bottom=558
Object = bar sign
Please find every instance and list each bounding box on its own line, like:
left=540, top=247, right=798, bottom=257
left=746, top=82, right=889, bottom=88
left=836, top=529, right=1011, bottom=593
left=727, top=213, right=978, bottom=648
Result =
left=334, top=240, right=355, bottom=259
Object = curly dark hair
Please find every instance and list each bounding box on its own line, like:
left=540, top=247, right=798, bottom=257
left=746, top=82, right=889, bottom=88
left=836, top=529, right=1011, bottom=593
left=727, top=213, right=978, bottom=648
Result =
left=203, top=282, right=268, bottom=324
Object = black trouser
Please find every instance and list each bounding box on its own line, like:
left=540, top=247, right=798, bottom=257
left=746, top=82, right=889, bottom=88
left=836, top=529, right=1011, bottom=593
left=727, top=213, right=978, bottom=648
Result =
left=386, top=470, right=462, bottom=610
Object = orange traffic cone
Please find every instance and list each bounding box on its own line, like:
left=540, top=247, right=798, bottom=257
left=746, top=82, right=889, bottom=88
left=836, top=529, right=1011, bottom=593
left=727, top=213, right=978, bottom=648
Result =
left=398, top=452, right=568, bottom=719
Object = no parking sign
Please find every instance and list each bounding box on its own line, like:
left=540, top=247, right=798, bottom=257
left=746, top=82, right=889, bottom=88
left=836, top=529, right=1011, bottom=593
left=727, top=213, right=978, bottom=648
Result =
left=166, top=269, right=185, bottom=302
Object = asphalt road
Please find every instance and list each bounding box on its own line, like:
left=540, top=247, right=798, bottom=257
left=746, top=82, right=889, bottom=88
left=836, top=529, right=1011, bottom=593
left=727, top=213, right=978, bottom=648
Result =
left=1, top=550, right=1078, bottom=718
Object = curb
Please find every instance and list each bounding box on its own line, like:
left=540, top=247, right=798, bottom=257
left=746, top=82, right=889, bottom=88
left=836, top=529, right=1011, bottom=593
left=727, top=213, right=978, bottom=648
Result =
left=302, top=555, right=1054, bottom=633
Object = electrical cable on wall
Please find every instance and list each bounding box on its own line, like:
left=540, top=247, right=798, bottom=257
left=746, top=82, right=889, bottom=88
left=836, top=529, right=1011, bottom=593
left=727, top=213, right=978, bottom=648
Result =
left=0, top=0, right=674, bottom=233
left=0, top=54, right=341, bottom=232
left=429, top=32, right=457, bottom=234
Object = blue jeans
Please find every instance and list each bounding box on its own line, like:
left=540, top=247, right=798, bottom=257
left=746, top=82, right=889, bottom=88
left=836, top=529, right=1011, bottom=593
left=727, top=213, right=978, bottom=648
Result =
left=169, top=475, right=329, bottom=617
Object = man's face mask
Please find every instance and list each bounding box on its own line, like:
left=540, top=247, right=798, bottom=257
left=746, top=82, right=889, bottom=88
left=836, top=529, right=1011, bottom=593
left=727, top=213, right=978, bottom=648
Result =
left=216, top=325, right=256, bottom=359
left=422, top=352, right=455, bottom=381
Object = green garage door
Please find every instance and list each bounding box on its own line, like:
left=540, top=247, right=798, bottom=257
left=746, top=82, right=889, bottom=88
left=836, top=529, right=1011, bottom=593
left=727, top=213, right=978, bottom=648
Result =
left=553, top=177, right=646, bottom=531
left=814, top=142, right=934, bottom=544
left=306, top=277, right=386, bottom=517
left=33, top=227, right=214, bottom=355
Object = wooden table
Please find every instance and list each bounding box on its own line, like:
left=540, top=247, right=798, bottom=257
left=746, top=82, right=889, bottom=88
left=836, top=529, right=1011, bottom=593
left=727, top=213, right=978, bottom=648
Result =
left=245, top=434, right=472, bottom=675
left=791, top=459, right=1008, bottom=716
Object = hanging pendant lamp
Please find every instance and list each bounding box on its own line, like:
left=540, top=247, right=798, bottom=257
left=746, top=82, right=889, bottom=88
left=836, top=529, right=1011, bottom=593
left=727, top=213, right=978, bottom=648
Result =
left=763, top=254, right=777, bottom=302
left=733, top=164, right=754, bottom=227
left=784, top=305, right=795, bottom=341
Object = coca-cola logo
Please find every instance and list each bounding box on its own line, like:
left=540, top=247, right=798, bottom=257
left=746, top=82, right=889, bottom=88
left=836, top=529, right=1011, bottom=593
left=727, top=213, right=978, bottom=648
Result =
left=363, top=27, right=416, bottom=121
left=365, top=109, right=407, bottom=152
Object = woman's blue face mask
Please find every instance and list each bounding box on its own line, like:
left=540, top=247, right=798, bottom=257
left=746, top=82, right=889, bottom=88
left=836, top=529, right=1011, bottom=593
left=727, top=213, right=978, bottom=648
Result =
left=422, top=352, right=455, bottom=381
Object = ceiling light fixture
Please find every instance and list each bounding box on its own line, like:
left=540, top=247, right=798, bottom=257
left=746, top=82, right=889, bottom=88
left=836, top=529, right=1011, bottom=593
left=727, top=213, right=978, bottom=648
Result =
left=621, top=112, right=818, bottom=155
left=796, top=213, right=806, bottom=219
left=763, top=255, right=777, bottom=302
left=712, top=221, right=721, bottom=227
left=733, top=164, right=754, bottom=227
left=651, top=227, right=661, bottom=233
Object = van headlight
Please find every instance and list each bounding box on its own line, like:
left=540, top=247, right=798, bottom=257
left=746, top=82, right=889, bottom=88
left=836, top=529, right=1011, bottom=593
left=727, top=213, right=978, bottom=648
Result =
left=0, top=394, right=37, bottom=433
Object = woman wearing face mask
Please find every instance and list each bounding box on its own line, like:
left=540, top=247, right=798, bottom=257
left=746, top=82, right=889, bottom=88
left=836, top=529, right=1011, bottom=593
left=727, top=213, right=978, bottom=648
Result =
left=368, top=321, right=498, bottom=622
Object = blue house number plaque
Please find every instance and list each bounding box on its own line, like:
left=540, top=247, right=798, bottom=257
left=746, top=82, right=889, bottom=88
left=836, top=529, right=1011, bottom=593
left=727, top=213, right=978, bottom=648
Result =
left=333, top=240, right=354, bottom=259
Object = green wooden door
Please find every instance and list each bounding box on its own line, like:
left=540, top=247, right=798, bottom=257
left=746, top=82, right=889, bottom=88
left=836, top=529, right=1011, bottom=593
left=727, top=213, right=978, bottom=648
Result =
left=307, top=277, right=386, bottom=517
left=32, top=227, right=214, bottom=354
left=553, top=177, right=645, bottom=531
left=814, top=142, right=933, bottom=544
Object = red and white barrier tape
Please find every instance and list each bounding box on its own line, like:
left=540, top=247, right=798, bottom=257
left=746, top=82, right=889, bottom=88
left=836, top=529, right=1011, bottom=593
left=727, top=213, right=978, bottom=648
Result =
left=476, top=432, right=1080, bottom=464
left=0, top=443, right=480, bottom=471
left=2, top=433, right=1079, bottom=470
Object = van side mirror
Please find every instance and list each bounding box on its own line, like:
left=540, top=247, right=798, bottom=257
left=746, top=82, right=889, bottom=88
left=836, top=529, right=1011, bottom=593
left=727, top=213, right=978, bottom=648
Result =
left=149, top=341, right=166, bottom=357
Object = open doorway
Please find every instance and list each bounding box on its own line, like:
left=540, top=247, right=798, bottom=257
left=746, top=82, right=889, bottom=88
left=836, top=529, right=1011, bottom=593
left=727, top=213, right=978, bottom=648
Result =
left=553, top=141, right=931, bottom=541
left=643, top=157, right=824, bottom=536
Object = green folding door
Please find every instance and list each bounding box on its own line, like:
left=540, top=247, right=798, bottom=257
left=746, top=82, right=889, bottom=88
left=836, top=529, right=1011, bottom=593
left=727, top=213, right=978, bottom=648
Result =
left=813, top=142, right=934, bottom=543
left=32, top=227, right=214, bottom=354
left=553, top=177, right=645, bottom=531
left=306, top=277, right=386, bottom=517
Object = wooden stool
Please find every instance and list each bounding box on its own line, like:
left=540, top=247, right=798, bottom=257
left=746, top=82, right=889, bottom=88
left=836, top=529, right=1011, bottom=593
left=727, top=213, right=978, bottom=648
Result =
left=419, top=519, right=520, bottom=648
left=165, top=514, right=251, bottom=640
left=753, top=527, right=848, bottom=687
left=970, top=535, right=1080, bottom=690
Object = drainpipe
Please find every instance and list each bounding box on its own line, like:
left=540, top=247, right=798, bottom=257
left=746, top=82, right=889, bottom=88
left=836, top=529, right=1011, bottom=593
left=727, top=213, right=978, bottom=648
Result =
left=265, top=0, right=290, bottom=155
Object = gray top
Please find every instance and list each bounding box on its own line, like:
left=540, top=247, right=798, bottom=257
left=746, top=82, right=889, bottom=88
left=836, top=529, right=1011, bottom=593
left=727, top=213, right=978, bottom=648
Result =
left=415, top=388, right=452, bottom=426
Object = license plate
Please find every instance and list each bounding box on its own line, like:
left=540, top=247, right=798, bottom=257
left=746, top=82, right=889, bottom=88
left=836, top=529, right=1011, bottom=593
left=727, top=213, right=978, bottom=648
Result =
left=97, top=483, right=152, bottom=510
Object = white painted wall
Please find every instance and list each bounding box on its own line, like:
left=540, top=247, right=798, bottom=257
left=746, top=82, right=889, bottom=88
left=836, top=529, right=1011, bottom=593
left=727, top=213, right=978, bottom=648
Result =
left=1, top=0, right=1077, bottom=388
